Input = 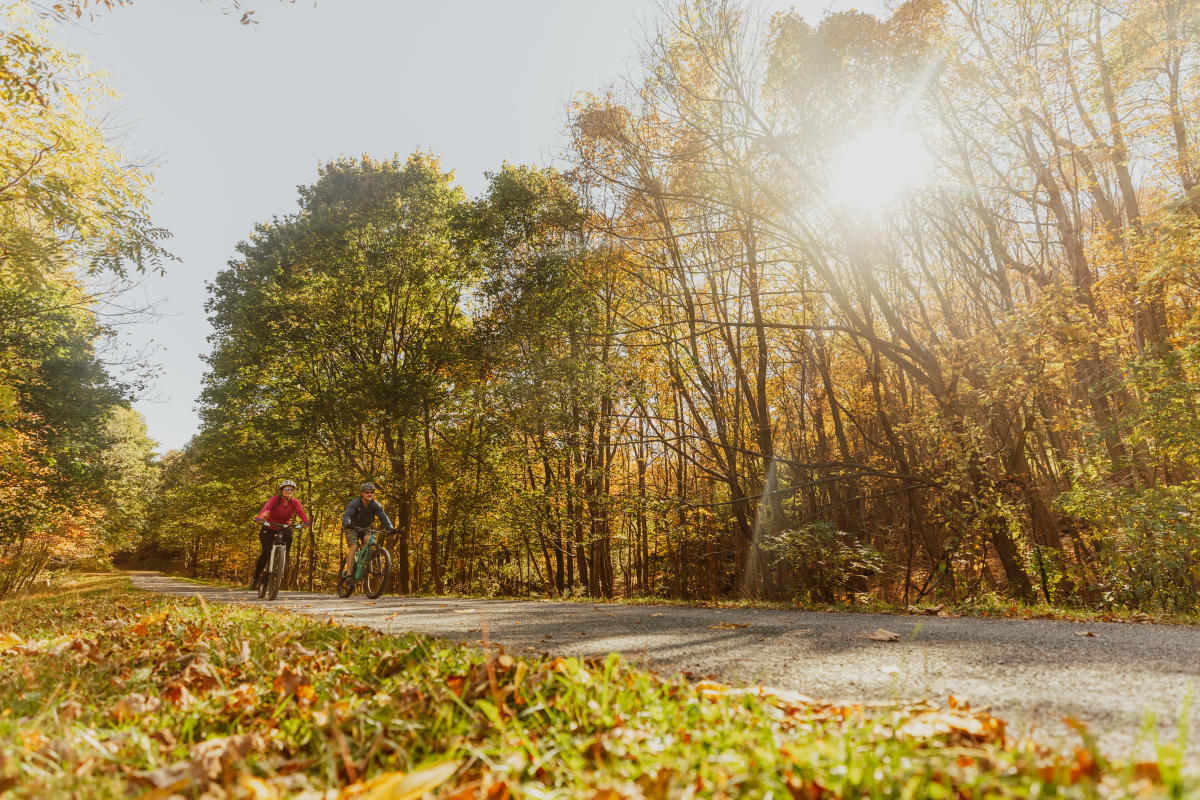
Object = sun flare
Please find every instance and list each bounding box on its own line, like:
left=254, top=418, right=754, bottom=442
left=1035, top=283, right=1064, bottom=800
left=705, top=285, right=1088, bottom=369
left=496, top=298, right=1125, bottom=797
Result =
left=826, top=125, right=932, bottom=216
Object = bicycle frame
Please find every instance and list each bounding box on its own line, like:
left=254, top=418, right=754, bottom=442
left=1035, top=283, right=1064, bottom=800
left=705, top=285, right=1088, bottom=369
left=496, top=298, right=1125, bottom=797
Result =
left=353, top=531, right=377, bottom=581
left=339, top=526, right=392, bottom=599
left=259, top=522, right=292, bottom=600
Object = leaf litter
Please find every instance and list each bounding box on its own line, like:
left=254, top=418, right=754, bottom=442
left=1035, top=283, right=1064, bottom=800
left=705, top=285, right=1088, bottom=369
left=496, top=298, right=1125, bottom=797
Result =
left=0, top=574, right=1193, bottom=799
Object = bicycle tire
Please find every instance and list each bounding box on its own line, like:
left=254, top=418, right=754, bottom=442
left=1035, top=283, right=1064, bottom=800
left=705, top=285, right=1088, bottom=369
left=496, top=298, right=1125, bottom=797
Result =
left=267, top=545, right=285, bottom=601
left=364, top=547, right=391, bottom=599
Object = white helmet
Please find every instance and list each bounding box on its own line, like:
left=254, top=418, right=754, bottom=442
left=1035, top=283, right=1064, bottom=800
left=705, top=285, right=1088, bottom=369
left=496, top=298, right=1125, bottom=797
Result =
left=280, top=479, right=297, bottom=491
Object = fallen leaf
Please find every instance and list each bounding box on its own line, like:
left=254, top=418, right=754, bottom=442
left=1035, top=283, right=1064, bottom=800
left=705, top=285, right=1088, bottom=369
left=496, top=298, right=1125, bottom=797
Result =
left=339, top=761, right=460, bottom=800
left=237, top=774, right=276, bottom=800
left=132, top=733, right=263, bottom=793
left=1132, top=762, right=1161, bottom=781
left=110, top=692, right=162, bottom=722
left=19, top=730, right=44, bottom=751
left=878, top=665, right=900, bottom=674
left=1073, top=631, right=1096, bottom=638
left=230, top=640, right=252, bottom=665
left=162, top=682, right=197, bottom=709
left=0, top=631, right=24, bottom=652
left=273, top=663, right=315, bottom=705
left=867, top=628, right=901, bottom=642
left=901, top=711, right=983, bottom=739
left=707, top=622, right=749, bottom=630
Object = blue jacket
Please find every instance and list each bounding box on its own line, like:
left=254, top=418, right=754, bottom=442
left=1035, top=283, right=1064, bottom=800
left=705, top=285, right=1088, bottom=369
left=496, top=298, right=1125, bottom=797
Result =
left=342, top=497, right=394, bottom=530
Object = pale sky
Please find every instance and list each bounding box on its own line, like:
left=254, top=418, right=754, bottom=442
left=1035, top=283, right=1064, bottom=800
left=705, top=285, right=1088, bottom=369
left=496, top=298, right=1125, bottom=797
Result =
left=56, top=0, right=887, bottom=453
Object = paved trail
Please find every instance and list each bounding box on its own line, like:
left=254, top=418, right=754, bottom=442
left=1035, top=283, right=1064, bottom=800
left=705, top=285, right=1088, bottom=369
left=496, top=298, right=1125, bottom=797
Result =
left=130, top=573, right=1200, bottom=758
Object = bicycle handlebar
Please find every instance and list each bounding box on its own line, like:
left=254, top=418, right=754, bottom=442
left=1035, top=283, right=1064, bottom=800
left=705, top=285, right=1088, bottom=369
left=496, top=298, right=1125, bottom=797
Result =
left=260, top=520, right=308, bottom=530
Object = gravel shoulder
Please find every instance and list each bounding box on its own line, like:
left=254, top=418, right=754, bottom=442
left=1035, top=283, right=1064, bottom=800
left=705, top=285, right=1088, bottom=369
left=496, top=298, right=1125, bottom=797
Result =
left=129, top=572, right=1200, bottom=759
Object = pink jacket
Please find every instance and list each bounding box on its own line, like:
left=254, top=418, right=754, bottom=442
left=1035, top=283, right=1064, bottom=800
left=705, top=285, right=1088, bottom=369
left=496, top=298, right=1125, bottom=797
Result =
left=256, top=495, right=310, bottom=526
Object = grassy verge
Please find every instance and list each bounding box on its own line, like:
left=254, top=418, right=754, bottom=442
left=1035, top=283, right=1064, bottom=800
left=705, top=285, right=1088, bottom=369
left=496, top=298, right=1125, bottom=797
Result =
left=3, top=575, right=1192, bottom=799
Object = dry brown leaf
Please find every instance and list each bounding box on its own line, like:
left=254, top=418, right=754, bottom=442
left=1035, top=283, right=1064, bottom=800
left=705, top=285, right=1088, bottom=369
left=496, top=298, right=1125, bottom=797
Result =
left=110, top=692, right=162, bottom=722
left=867, top=628, right=901, bottom=642
left=231, top=639, right=252, bottom=665
left=284, top=642, right=317, bottom=662
left=707, top=622, right=749, bottom=630
left=1073, top=631, right=1096, bottom=638
left=161, top=681, right=196, bottom=709
left=57, top=700, right=82, bottom=721
left=338, top=761, right=460, bottom=800
left=485, top=780, right=511, bottom=800
left=132, top=733, right=263, bottom=794
left=273, top=663, right=315, bottom=706
left=901, top=711, right=983, bottom=738
left=179, top=653, right=220, bottom=693
left=1133, top=762, right=1162, bottom=782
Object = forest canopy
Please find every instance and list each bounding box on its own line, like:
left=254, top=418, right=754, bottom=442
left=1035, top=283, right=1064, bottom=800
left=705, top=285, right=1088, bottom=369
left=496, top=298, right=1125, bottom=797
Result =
left=0, top=1, right=165, bottom=596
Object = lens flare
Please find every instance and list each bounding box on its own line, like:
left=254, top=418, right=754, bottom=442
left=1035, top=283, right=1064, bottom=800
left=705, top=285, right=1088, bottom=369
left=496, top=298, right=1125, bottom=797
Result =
left=826, top=125, right=931, bottom=216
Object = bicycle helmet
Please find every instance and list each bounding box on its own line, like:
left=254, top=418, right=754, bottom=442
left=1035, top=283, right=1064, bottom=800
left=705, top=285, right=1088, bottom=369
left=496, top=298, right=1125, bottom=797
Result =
left=280, top=479, right=297, bottom=491
left=360, top=482, right=376, bottom=493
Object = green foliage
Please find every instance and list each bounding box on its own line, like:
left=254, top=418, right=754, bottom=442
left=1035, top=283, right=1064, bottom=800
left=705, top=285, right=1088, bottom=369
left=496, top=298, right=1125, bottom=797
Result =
left=761, top=523, right=886, bottom=601
left=0, top=3, right=169, bottom=288
left=1060, top=482, right=1200, bottom=613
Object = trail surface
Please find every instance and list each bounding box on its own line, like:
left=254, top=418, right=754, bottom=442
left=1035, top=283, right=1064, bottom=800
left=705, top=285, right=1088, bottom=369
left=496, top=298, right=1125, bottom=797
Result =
left=130, top=572, right=1199, bottom=758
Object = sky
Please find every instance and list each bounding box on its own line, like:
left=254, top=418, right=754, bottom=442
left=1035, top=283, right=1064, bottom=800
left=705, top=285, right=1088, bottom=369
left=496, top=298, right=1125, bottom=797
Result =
left=55, top=0, right=888, bottom=453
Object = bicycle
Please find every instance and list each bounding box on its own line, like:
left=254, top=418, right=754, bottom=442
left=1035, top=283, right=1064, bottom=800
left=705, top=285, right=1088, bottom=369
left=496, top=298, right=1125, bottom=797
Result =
left=257, top=521, right=294, bottom=601
left=337, top=526, right=392, bottom=599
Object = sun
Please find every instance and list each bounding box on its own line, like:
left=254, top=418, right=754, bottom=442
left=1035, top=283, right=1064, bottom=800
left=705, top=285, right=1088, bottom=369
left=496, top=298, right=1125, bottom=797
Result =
left=826, top=124, right=932, bottom=216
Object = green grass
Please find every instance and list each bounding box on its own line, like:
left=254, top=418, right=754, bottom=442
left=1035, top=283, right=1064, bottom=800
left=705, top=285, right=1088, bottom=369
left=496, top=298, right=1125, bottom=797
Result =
left=3, top=575, right=1192, bottom=798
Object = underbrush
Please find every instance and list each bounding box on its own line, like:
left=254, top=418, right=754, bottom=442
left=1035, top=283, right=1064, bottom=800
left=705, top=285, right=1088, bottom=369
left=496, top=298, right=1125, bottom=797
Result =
left=2, top=575, right=1192, bottom=798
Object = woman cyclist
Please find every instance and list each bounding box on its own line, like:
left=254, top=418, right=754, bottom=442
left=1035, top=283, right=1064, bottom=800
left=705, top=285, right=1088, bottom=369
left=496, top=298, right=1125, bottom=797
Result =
left=252, top=479, right=311, bottom=590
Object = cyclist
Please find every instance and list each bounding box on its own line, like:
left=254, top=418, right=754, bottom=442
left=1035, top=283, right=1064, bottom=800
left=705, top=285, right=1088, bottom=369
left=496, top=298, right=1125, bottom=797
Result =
left=341, top=482, right=394, bottom=581
left=252, top=479, right=311, bottom=590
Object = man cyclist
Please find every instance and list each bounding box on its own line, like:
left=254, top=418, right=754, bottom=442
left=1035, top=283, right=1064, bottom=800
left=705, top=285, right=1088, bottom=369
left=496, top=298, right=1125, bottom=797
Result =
left=341, top=482, right=394, bottom=581
left=252, top=479, right=310, bottom=590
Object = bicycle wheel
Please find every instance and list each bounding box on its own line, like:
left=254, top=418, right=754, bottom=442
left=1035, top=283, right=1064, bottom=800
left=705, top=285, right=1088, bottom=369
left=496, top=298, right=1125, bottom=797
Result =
left=267, top=546, right=285, bottom=601
left=364, top=547, right=391, bottom=599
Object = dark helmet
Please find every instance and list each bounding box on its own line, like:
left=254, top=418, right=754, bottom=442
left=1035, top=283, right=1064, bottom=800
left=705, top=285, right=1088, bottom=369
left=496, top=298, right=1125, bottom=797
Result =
left=280, top=479, right=297, bottom=491
left=360, top=482, right=376, bottom=493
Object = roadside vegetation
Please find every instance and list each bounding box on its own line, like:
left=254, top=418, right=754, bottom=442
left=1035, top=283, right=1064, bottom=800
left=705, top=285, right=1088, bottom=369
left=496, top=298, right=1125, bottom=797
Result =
left=1, top=575, right=1195, bottom=799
